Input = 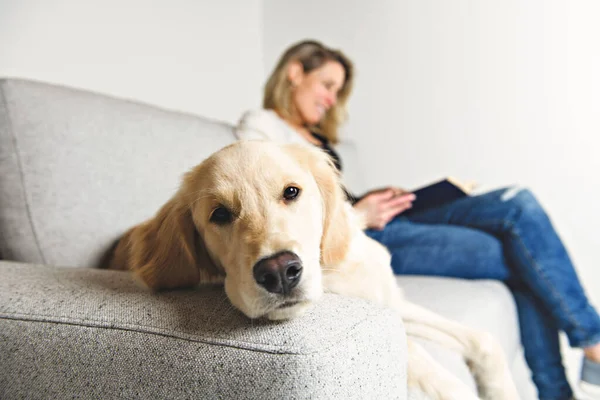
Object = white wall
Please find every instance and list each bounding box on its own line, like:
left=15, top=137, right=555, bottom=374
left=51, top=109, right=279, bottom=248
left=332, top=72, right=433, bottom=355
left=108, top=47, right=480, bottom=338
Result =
left=264, top=0, right=600, bottom=388
left=0, top=0, right=264, bottom=124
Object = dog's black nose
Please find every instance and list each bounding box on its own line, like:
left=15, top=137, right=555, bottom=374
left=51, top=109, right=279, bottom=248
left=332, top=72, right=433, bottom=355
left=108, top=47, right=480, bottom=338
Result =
left=253, top=251, right=303, bottom=294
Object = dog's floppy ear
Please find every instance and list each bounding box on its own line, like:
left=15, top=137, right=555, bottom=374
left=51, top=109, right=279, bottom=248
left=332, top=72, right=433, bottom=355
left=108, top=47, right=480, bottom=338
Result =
left=285, top=144, right=352, bottom=266
left=123, top=195, right=223, bottom=290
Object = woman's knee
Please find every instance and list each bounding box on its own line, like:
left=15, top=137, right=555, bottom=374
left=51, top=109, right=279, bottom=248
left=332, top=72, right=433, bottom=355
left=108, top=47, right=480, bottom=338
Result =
left=497, top=187, right=550, bottom=225
left=499, top=187, right=540, bottom=209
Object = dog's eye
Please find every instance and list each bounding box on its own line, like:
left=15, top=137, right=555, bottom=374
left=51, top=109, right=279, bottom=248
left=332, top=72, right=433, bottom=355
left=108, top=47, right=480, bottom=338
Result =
left=210, top=206, right=233, bottom=225
left=283, top=186, right=301, bottom=201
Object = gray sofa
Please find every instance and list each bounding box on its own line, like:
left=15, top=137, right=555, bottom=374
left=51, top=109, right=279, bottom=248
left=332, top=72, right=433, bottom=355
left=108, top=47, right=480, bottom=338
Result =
left=0, top=78, right=537, bottom=399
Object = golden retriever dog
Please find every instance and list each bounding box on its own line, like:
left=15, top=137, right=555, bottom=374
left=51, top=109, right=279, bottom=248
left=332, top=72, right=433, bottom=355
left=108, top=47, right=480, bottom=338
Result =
left=107, top=140, right=519, bottom=400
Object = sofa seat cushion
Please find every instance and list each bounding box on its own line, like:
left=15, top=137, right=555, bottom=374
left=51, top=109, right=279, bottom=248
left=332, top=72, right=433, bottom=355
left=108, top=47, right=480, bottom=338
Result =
left=397, top=276, right=524, bottom=393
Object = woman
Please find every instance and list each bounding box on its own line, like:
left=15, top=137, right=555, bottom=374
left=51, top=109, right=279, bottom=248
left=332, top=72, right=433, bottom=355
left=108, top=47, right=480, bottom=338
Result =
left=235, top=39, right=600, bottom=400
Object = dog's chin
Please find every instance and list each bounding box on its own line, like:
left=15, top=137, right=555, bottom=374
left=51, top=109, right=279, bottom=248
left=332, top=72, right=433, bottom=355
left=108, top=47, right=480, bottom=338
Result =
left=228, top=277, right=323, bottom=320
left=229, top=295, right=315, bottom=320
left=265, top=300, right=312, bottom=320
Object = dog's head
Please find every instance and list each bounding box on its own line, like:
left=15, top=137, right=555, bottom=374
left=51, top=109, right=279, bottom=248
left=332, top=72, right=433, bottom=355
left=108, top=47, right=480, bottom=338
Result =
left=128, top=140, right=351, bottom=320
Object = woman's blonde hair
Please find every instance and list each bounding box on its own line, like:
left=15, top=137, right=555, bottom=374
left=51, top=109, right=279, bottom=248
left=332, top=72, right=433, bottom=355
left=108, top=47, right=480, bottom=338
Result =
left=263, top=40, right=354, bottom=144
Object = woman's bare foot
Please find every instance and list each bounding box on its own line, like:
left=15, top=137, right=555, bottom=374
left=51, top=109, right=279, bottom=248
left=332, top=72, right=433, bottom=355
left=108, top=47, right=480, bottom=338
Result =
left=584, top=342, right=600, bottom=362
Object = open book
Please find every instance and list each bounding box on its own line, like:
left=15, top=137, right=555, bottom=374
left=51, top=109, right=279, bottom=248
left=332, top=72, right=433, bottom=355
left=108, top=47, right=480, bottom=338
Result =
left=403, top=177, right=477, bottom=216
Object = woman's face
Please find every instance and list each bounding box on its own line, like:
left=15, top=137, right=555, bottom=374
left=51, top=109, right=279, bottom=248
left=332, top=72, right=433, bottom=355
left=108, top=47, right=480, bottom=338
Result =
left=290, top=60, right=346, bottom=126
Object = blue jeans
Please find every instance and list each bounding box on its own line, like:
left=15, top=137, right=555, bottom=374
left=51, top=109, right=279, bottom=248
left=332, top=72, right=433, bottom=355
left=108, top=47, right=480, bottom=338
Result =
left=365, top=187, right=600, bottom=400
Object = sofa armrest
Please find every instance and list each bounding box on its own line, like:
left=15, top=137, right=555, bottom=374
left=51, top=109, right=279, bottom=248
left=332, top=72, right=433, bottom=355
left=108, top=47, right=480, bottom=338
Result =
left=0, top=261, right=407, bottom=399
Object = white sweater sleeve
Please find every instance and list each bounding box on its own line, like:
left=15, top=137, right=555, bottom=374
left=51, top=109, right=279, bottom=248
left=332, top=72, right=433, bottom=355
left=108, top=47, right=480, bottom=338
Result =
left=235, top=109, right=291, bottom=142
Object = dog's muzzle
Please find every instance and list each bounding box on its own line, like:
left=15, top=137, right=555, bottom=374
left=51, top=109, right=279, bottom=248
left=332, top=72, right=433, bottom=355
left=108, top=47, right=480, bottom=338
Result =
left=253, top=251, right=303, bottom=295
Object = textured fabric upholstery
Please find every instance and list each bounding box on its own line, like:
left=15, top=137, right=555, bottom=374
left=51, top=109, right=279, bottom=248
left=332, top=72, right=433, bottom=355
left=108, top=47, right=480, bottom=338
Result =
left=334, top=140, right=368, bottom=196
left=0, top=78, right=235, bottom=268
left=0, top=261, right=407, bottom=399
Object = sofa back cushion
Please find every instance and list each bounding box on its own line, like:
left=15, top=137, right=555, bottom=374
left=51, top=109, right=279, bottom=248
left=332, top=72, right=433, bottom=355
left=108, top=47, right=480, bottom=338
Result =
left=0, top=79, right=236, bottom=267
left=335, top=140, right=368, bottom=197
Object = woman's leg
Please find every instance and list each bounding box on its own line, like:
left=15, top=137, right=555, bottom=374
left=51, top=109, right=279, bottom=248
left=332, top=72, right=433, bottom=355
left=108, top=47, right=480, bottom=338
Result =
left=405, top=187, right=600, bottom=350
left=366, top=219, right=511, bottom=279
left=365, top=217, right=575, bottom=399
left=511, top=283, right=574, bottom=399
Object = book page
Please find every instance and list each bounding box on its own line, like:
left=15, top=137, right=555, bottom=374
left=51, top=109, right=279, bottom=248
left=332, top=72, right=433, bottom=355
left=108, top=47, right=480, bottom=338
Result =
left=446, top=176, right=478, bottom=195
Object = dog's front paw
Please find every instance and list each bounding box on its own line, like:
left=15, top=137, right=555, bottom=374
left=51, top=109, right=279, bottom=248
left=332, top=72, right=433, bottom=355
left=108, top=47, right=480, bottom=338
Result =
left=467, top=331, right=519, bottom=400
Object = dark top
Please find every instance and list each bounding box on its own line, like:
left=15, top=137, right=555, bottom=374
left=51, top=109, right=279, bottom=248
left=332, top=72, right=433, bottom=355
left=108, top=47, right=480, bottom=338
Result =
left=311, top=132, right=361, bottom=204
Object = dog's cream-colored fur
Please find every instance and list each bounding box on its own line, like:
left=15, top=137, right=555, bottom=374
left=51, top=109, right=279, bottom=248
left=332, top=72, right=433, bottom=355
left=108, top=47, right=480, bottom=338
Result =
left=108, top=141, right=519, bottom=399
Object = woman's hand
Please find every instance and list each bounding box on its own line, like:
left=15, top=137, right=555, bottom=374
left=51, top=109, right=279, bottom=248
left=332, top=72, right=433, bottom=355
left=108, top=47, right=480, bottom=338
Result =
left=353, top=187, right=416, bottom=230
